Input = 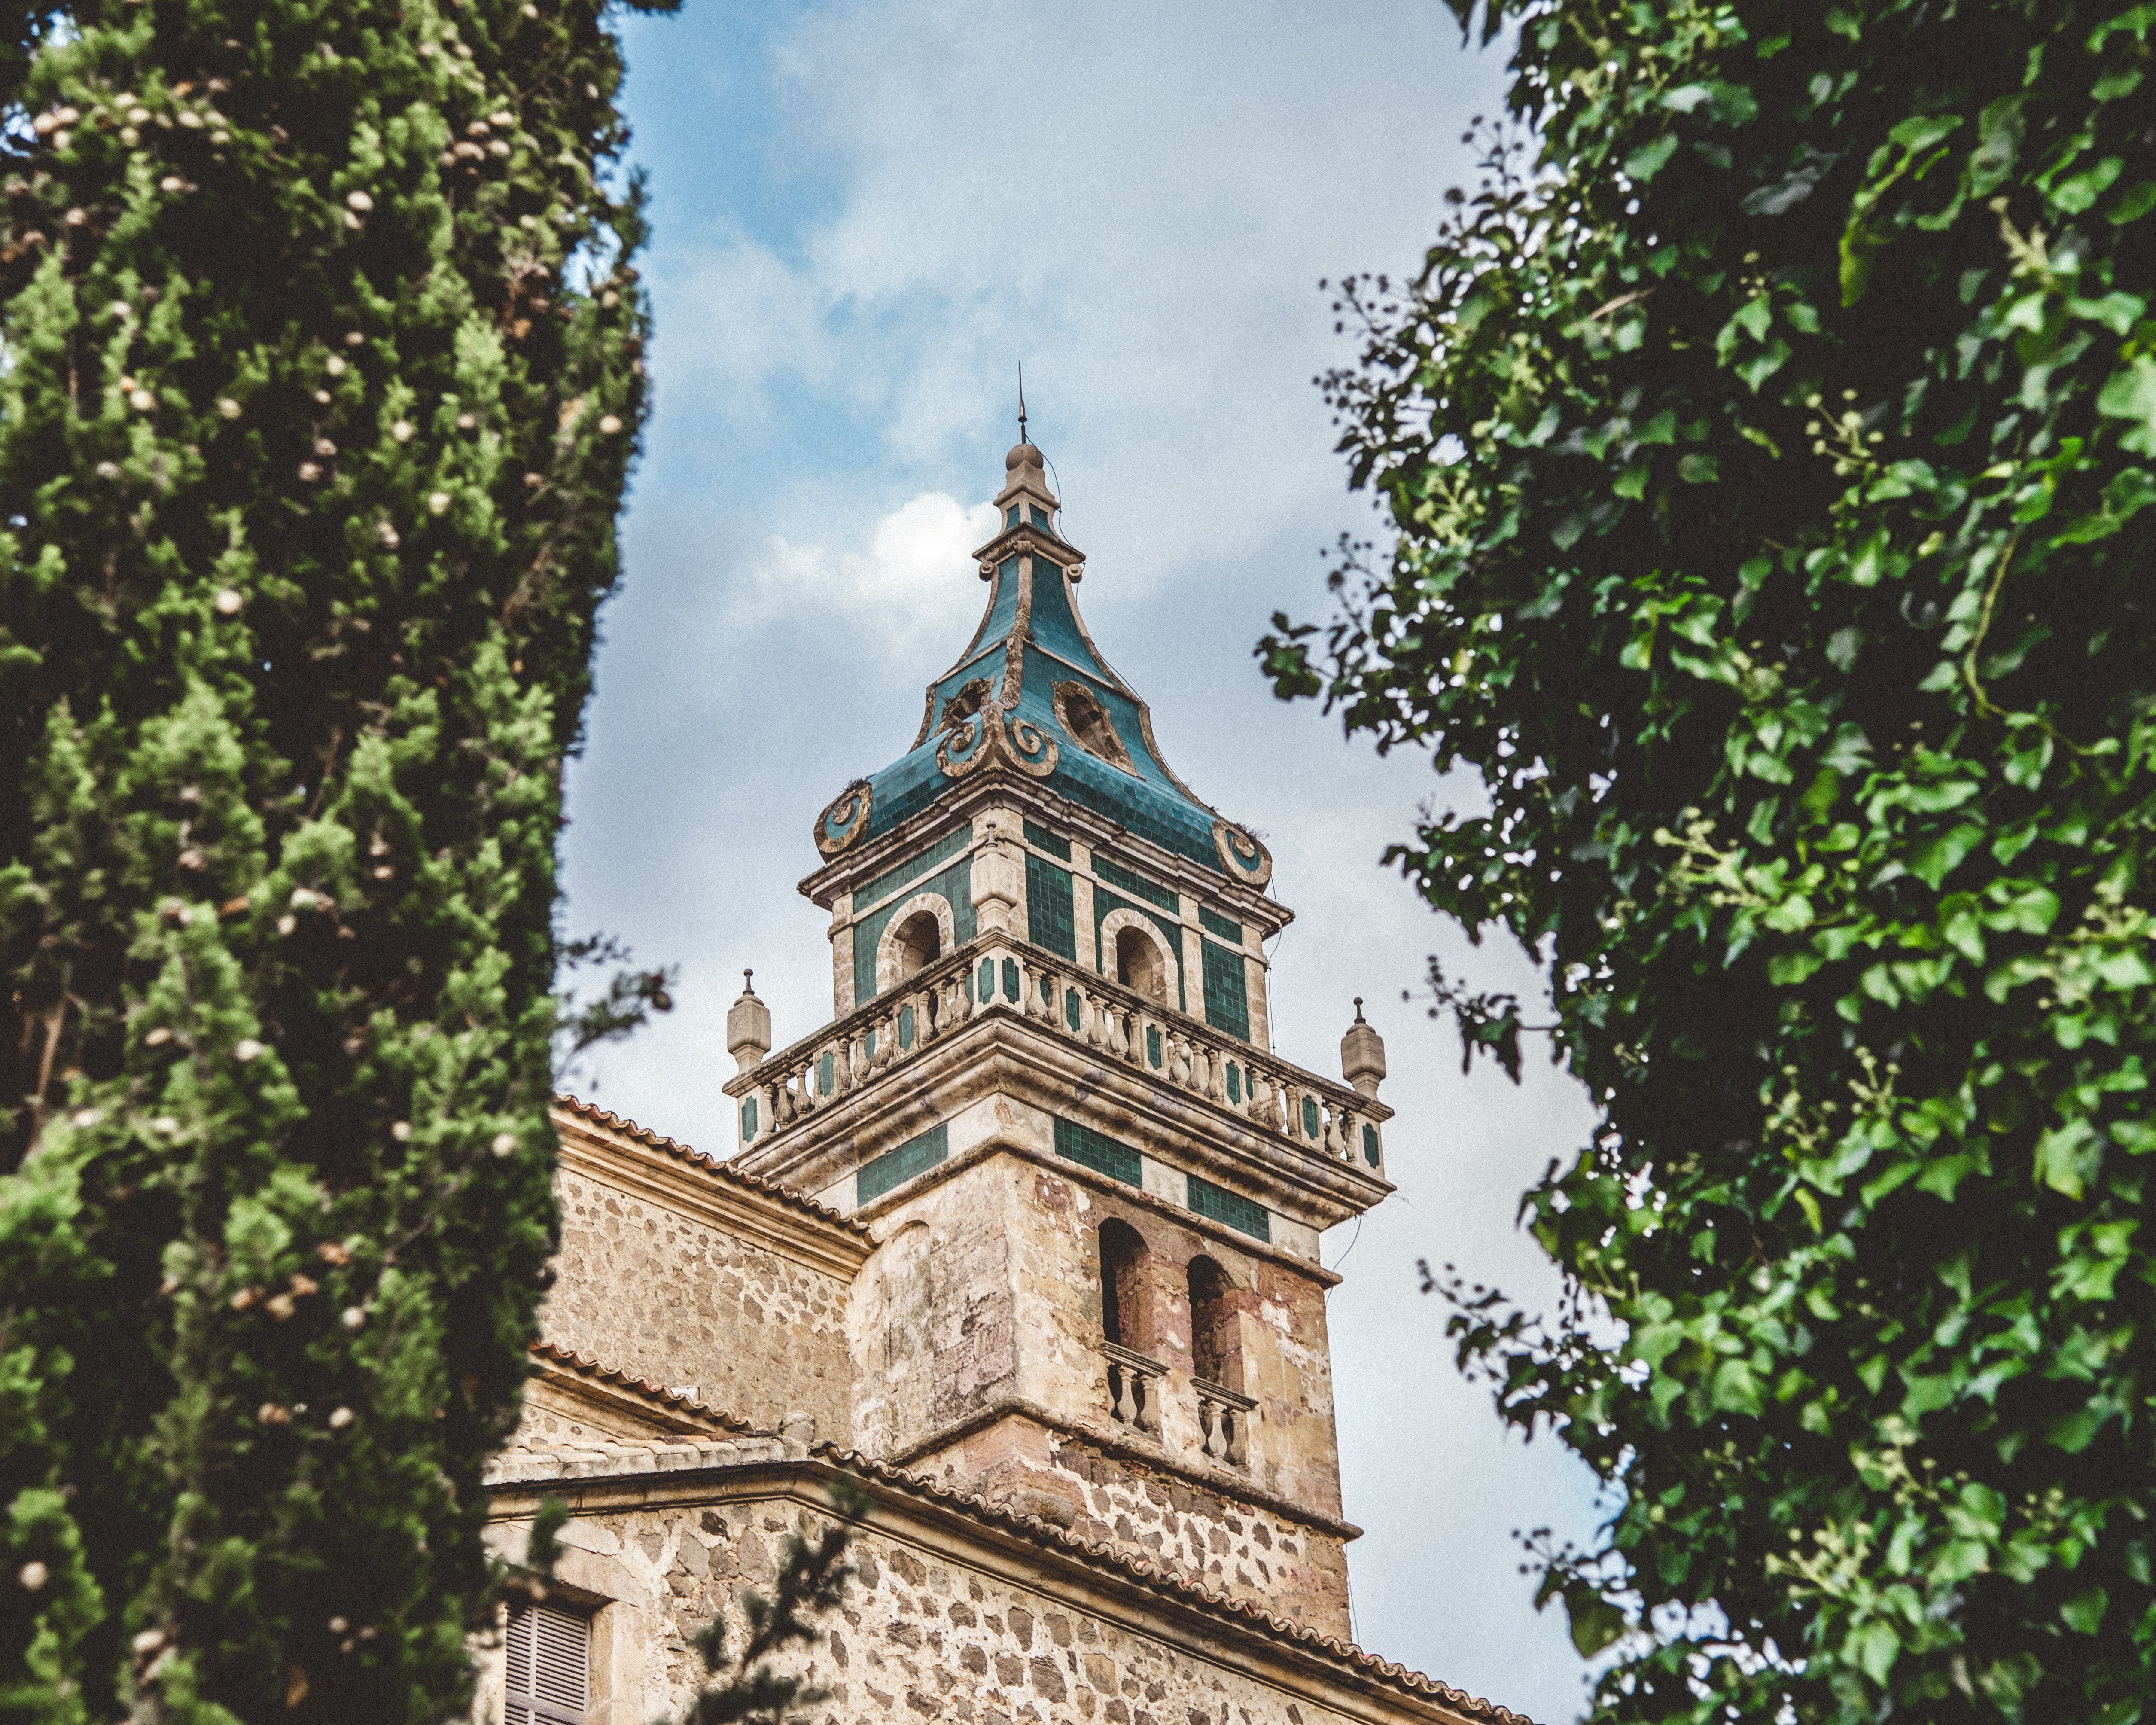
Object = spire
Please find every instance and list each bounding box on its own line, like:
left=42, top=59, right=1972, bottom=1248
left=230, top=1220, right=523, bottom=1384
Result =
left=727, top=969, right=771, bottom=1074
left=1341, top=1000, right=1386, bottom=1099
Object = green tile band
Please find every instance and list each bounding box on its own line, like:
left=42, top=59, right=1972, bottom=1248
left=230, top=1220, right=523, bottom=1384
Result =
left=857, top=823, right=972, bottom=912
left=1054, top=1117, right=1141, bottom=1187
left=1198, top=906, right=1243, bottom=944
left=1022, top=819, right=1072, bottom=862
left=1362, top=1122, right=1381, bottom=1167
left=1187, top=1172, right=1270, bottom=1243
left=1094, top=853, right=1179, bottom=914
left=858, top=1123, right=950, bottom=1204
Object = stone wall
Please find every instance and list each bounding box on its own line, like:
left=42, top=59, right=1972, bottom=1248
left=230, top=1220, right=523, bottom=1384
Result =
left=909, top=1417, right=1351, bottom=1640
left=845, top=1146, right=1352, bottom=1636
left=480, top=1474, right=1466, bottom=1725
left=543, top=1158, right=855, bottom=1439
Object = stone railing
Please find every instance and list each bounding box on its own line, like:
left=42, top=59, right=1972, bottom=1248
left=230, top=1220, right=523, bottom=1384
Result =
left=725, top=933, right=1387, bottom=1174
left=1102, top=1342, right=1161, bottom=1434
left=1194, top=1378, right=1255, bottom=1468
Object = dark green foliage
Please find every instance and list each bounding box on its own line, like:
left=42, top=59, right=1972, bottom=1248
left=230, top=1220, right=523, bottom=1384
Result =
left=1263, top=0, right=2156, bottom=1716
left=672, top=1481, right=861, bottom=1725
left=0, top=0, right=670, bottom=1718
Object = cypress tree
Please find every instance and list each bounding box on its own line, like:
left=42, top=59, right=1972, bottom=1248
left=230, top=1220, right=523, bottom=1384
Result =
left=0, top=0, right=668, bottom=1718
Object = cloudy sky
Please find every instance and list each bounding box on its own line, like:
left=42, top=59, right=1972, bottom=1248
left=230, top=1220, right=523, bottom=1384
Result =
left=563, top=5, right=1606, bottom=1716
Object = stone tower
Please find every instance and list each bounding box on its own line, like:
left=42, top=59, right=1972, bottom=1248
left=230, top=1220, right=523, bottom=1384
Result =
left=479, top=435, right=1528, bottom=1725
left=722, top=434, right=1395, bottom=1641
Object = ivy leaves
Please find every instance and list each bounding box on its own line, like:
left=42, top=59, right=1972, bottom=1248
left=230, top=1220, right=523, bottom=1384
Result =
left=1270, top=0, right=2156, bottom=1717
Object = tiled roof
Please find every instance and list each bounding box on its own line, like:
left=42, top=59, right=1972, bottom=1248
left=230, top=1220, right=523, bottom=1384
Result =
left=529, top=1341, right=773, bottom=1435
left=551, top=1094, right=872, bottom=1239
left=808, top=1445, right=1537, bottom=1725
left=486, top=1393, right=1532, bottom=1725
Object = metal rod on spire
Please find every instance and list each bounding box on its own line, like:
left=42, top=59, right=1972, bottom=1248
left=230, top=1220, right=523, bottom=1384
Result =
left=1017, top=361, right=1028, bottom=445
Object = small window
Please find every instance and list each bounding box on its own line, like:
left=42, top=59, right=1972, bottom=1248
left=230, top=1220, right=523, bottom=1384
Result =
left=1115, top=926, right=1169, bottom=1004
left=1099, top=1219, right=1146, bottom=1350
left=506, top=1601, right=589, bottom=1725
left=892, top=910, right=941, bottom=981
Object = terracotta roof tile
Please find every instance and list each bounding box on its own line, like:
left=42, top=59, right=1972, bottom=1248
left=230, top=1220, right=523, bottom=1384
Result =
left=529, top=1341, right=775, bottom=1435
left=810, top=1445, right=1537, bottom=1725
left=552, top=1094, right=871, bottom=1238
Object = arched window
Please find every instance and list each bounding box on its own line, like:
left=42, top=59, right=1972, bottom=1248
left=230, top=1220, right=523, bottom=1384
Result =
left=891, top=909, right=941, bottom=981
left=1187, top=1256, right=1236, bottom=1388
left=1115, top=926, right=1169, bottom=1004
left=1099, top=1219, right=1147, bottom=1352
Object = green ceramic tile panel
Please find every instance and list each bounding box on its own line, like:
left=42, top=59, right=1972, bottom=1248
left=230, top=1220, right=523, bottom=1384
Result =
left=1362, top=1123, right=1381, bottom=1167
left=1002, top=957, right=1020, bottom=1002
left=1065, top=987, right=1081, bottom=1033
left=852, top=856, right=978, bottom=1009
left=858, top=1123, right=949, bottom=1204
left=740, top=1097, right=757, bottom=1140
left=1022, top=819, right=1072, bottom=862
left=858, top=823, right=973, bottom=912
left=1094, top=853, right=1179, bottom=914
left=1200, top=939, right=1251, bottom=1042
left=1031, top=505, right=1050, bottom=530
left=1054, top=1118, right=1141, bottom=1188
left=1026, top=854, right=1077, bottom=959
left=1146, top=1025, right=1162, bottom=1068
left=816, top=1053, right=834, bottom=1096
left=1301, top=1095, right=1321, bottom=1139
left=1226, top=1061, right=1242, bottom=1104
left=1092, top=886, right=1187, bottom=1014
left=1198, top=907, right=1242, bottom=944
left=1186, top=1173, right=1270, bottom=1243
left=1005, top=503, right=1019, bottom=527
left=898, top=1005, right=915, bottom=1051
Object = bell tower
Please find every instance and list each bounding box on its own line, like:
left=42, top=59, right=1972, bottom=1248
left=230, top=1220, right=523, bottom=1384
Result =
left=723, top=434, right=1393, bottom=1641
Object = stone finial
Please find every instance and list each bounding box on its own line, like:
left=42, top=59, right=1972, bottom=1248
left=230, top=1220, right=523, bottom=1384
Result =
left=1341, top=997, right=1386, bottom=1099
left=727, top=969, right=772, bottom=1075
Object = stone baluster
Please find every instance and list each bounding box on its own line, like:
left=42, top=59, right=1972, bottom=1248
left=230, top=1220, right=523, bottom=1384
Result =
left=1168, top=1030, right=1194, bottom=1088
left=1327, top=1101, right=1351, bottom=1160
left=1109, top=1004, right=1131, bottom=1063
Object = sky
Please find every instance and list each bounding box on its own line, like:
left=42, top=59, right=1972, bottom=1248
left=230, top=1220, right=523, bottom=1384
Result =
left=562, top=5, right=1607, bottom=1717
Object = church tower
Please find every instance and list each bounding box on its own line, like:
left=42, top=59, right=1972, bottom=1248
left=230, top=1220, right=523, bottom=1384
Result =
left=722, top=434, right=1395, bottom=1642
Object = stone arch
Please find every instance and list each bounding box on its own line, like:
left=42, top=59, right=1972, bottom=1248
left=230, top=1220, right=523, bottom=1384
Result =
left=1098, top=1218, right=1148, bottom=1353
left=874, top=891, right=956, bottom=994
left=1186, top=1253, right=1241, bottom=1392
left=1099, top=907, right=1178, bottom=1006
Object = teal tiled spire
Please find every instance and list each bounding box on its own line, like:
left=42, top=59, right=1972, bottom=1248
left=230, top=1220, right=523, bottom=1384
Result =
left=813, top=437, right=1272, bottom=888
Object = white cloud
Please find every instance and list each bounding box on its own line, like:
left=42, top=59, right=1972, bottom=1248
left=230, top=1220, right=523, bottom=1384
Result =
left=733, top=491, right=1000, bottom=660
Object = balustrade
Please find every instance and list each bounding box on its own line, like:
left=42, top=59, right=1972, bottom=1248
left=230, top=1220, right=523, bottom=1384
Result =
left=726, top=936, right=1386, bottom=1175
left=1102, top=1342, right=1161, bottom=1433
left=1193, top=1378, right=1255, bottom=1467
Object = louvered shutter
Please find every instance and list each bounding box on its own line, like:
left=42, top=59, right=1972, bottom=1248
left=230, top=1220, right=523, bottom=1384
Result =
left=505, top=1602, right=589, bottom=1725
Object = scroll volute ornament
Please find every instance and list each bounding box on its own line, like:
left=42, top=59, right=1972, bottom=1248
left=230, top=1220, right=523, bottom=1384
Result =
left=814, top=778, right=874, bottom=856
left=935, top=675, right=1059, bottom=782
left=1212, top=819, right=1273, bottom=888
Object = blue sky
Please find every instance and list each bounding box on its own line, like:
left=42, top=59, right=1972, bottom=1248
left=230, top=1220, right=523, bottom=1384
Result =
left=563, top=5, right=1606, bottom=1716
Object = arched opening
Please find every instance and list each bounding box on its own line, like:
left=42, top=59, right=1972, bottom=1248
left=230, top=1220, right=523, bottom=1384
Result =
left=1115, top=926, right=1168, bottom=1003
left=1099, top=1219, right=1147, bottom=1352
left=1187, top=1256, right=1235, bottom=1388
left=891, top=910, right=941, bottom=982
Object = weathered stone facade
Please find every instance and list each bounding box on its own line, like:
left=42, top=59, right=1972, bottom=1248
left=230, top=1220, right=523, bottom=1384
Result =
left=479, top=437, right=1529, bottom=1725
